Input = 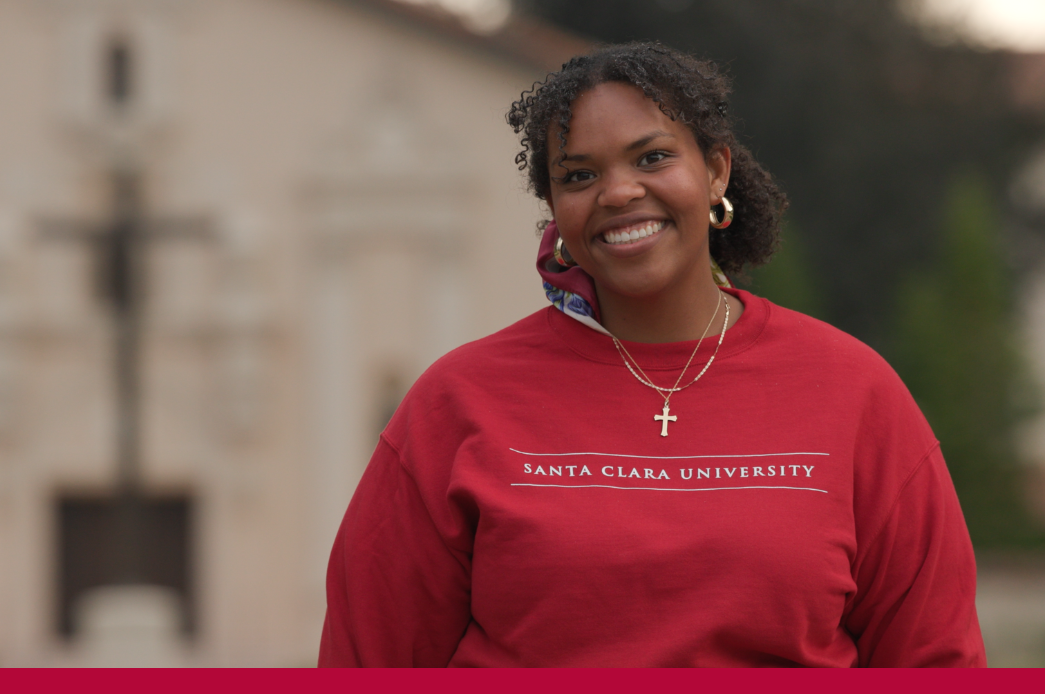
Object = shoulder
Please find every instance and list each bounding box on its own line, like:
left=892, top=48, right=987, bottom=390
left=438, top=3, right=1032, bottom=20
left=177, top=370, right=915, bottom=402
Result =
left=743, top=292, right=931, bottom=436
left=750, top=293, right=903, bottom=389
left=750, top=291, right=939, bottom=470
left=382, top=308, right=555, bottom=442
left=420, top=307, right=556, bottom=382
left=758, top=296, right=882, bottom=362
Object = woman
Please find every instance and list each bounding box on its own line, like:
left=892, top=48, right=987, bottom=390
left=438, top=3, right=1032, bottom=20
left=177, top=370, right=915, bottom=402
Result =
left=319, top=43, right=985, bottom=667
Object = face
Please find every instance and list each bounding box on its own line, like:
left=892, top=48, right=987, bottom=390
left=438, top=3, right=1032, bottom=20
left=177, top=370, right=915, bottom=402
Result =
left=546, top=82, right=730, bottom=302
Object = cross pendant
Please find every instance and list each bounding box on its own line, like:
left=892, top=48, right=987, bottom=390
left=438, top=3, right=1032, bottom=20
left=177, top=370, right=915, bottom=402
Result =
left=654, top=404, right=677, bottom=437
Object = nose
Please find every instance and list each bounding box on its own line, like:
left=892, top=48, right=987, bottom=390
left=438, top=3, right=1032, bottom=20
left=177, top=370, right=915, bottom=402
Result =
left=596, top=168, right=645, bottom=208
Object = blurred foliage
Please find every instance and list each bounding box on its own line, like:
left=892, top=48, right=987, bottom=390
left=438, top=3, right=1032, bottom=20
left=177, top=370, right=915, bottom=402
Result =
left=891, top=173, right=1043, bottom=547
left=522, top=0, right=1042, bottom=342
left=748, top=223, right=826, bottom=320
left=522, top=0, right=1045, bottom=547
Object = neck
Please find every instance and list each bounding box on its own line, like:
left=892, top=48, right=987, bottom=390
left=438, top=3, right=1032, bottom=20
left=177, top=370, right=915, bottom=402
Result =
left=598, top=275, right=730, bottom=343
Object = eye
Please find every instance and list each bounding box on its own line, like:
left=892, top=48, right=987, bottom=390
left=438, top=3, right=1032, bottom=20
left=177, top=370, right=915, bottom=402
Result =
left=562, top=170, right=595, bottom=184
left=638, top=150, right=670, bottom=166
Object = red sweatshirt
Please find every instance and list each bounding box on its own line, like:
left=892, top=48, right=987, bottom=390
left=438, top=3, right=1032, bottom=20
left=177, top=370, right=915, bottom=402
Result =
left=319, top=290, right=986, bottom=667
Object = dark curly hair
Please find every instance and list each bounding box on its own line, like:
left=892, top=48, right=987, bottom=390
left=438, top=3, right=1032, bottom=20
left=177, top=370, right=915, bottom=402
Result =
left=507, top=42, right=788, bottom=274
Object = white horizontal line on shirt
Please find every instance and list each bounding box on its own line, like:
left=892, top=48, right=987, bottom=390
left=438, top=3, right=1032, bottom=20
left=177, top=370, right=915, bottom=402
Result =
left=508, top=449, right=829, bottom=459
left=510, top=483, right=828, bottom=493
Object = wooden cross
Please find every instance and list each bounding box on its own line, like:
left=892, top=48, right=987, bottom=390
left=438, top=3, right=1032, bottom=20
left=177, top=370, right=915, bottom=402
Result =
left=654, top=404, right=677, bottom=437
left=40, top=168, right=211, bottom=582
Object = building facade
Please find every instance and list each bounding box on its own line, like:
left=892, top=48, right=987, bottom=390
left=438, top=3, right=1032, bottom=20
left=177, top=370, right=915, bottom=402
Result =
left=0, top=0, right=580, bottom=666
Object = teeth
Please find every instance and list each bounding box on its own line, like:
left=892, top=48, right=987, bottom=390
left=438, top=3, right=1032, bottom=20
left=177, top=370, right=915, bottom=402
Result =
left=603, top=221, right=665, bottom=245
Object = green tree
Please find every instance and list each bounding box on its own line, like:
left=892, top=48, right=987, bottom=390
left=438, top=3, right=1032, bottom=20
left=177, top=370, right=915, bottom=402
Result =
left=890, top=172, right=1042, bottom=548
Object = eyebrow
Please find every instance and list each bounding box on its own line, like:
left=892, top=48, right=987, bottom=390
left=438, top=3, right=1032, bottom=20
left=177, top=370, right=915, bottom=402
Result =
left=557, top=130, right=676, bottom=165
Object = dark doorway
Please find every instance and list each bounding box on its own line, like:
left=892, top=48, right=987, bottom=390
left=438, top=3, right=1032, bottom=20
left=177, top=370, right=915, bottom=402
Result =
left=56, top=494, right=194, bottom=638
left=107, top=38, right=133, bottom=106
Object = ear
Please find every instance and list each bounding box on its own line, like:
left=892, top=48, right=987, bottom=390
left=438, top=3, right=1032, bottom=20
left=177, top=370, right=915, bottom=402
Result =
left=706, top=146, right=732, bottom=203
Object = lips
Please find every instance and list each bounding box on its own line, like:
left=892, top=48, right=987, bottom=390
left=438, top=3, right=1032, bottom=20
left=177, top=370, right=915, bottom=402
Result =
left=601, top=220, right=666, bottom=246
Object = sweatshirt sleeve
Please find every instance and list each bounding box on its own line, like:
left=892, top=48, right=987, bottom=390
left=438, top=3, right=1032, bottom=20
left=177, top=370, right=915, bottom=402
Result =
left=845, top=444, right=986, bottom=667
left=318, top=437, right=472, bottom=667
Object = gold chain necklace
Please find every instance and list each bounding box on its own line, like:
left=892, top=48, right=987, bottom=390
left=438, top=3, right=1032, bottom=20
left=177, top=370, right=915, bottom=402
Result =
left=611, top=292, right=730, bottom=437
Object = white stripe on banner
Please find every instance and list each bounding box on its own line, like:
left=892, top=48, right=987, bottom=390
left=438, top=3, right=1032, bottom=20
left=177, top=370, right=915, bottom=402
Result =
left=508, top=449, right=829, bottom=460
left=510, top=483, right=828, bottom=493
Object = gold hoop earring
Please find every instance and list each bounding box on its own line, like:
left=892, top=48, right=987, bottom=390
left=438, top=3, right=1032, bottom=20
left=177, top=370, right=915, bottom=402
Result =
left=554, top=236, right=577, bottom=267
left=709, top=196, right=734, bottom=230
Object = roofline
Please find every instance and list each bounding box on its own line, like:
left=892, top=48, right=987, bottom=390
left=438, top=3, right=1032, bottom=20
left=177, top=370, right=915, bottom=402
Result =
left=342, top=0, right=593, bottom=74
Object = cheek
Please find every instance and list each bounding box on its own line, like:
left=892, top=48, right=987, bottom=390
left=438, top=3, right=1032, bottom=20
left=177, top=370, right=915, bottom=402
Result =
left=550, top=196, right=587, bottom=231
left=654, top=172, right=708, bottom=218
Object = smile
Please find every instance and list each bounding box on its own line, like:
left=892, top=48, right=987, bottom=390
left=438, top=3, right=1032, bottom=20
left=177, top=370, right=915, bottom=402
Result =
left=601, top=220, right=666, bottom=246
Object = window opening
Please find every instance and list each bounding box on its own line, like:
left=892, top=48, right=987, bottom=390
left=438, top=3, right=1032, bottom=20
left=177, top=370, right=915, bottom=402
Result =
left=107, top=38, right=132, bottom=106
left=56, top=494, right=195, bottom=638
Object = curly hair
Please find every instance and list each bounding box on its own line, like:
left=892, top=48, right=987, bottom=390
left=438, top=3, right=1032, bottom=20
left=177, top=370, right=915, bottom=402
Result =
left=506, top=42, right=788, bottom=274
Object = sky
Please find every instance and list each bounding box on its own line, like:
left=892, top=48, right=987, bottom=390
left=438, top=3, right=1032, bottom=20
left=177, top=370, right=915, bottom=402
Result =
left=910, top=0, right=1045, bottom=51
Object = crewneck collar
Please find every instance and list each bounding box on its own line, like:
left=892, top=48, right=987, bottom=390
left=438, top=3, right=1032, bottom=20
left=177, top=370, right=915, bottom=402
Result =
left=546, top=287, right=769, bottom=370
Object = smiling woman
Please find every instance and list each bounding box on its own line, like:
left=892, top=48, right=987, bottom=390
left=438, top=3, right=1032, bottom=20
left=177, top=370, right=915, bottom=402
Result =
left=319, top=42, right=986, bottom=668
left=544, top=82, right=736, bottom=342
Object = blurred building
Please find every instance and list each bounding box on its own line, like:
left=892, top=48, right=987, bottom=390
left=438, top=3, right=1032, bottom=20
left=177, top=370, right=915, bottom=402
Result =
left=1012, top=52, right=1045, bottom=518
left=0, top=0, right=583, bottom=666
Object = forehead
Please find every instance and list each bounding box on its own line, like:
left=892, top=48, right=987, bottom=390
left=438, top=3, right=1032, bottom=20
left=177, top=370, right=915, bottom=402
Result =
left=549, top=82, right=694, bottom=160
